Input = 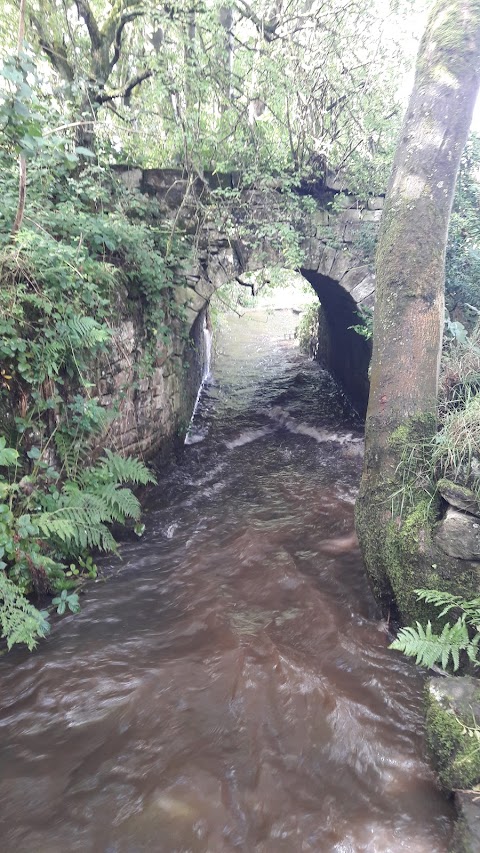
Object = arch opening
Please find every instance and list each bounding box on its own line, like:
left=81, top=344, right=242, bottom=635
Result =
left=205, top=267, right=371, bottom=418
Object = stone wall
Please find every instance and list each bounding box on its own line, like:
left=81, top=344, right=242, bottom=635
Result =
left=95, top=284, right=209, bottom=461
left=117, top=168, right=381, bottom=417
left=97, top=168, right=383, bottom=459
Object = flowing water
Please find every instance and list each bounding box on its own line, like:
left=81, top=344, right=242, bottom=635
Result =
left=0, top=309, right=454, bottom=852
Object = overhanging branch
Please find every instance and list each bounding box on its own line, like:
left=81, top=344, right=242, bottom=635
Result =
left=96, top=68, right=153, bottom=104
left=74, top=0, right=102, bottom=50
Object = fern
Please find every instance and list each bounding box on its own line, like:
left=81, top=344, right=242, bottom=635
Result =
left=0, top=572, right=50, bottom=650
left=55, top=432, right=84, bottom=480
left=58, top=315, right=111, bottom=349
left=37, top=498, right=118, bottom=552
left=96, top=483, right=141, bottom=521
left=416, top=588, right=480, bottom=623
left=99, top=450, right=157, bottom=485
left=390, top=618, right=479, bottom=671
left=390, top=587, right=480, bottom=671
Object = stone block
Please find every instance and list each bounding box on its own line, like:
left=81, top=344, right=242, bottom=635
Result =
left=351, top=275, right=376, bottom=303
left=317, top=245, right=337, bottom=277
left=311, top=209, right=330, bottom=231
left=437, top=479, right=480, bottom=517
left=336, top=208, right=363, bottom=224
left=361, top=209, right=382, bottom=223
left=118, top=168, right=143, bottom=192
left=452, top=792, right=480, bottom=853
left=325, top=168, right=349, bottom=191
left=343, top=221, right=364, bottom=243
left=194, top=278, right=216, bottom=300
left=426, top=676, right=480, bottom=790
left=434, top=507, right=480, bottom=559
left=300, top=237, right=324, bottom=270
left=361, top=291, right=375, bottom=309
left=332, top=194, right=358, bottom=210
left=339, top=265, right=372, bottom=293
left=330, top=250, right=354, bottom=281
left=367, top=197, right=384, bottom=210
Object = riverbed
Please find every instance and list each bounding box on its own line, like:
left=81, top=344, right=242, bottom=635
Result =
left=0, top=309, right=453, bottom=851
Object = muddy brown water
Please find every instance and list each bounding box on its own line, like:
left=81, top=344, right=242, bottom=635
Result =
left=0, top=310, right=454, bottom=852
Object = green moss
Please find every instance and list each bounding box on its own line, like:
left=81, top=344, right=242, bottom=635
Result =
left=426, top=682, right=480, bottom=790
left=384, top=497, right=437, bottom=622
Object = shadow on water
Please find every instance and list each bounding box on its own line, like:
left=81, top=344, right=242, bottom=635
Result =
left=0, top=309, right=454, bottom=851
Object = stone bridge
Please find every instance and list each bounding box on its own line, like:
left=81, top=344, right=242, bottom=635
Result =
left=120, top=167, right=381, bottom=414
left=100, top=168, right=382, bottom=460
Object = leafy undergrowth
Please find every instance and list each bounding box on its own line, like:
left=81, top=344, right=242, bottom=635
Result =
left=0, top=140, right=174, bottom=650
left=0, top=439, right=156, bottom=651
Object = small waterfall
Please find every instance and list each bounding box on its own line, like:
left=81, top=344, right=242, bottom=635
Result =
left=184, top=315, right=213, bottom=445
left=203, top=318, right=212, bottom=381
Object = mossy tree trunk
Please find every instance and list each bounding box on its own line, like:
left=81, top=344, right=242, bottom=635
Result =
left=356, top=0, right=480, bottom=619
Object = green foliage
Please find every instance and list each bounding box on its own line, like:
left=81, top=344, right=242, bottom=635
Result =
left=296, top=304, right=320, bottom=357
left=0, top=571, right=50, bottom=650
left=446, top=134, right=480, bottom=319
left=349, top=306, right=373, bottom=341
left=52, top=589, right=80, bottom=615
left=0, top=61, right=168, bottom=650
left=389, top=318, right=480, bottom=518
left=431, top=394, right=480, bottom=495
left=0, top=438, right=156, bottom=650
left=390, top=588, right=480, bottom=672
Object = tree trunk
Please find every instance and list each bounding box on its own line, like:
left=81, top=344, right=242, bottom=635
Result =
left=356, top=0, right=480, bottom=620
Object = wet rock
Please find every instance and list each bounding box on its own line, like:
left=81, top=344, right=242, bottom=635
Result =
left=434, top=508, right=480, bottom=559
left=452, top=792, right=480, bottom=853
left=437, top=479, right=480, bottom=517
left=426, top=676, right=480, bottom=791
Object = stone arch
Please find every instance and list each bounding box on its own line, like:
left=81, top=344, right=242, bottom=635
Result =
left=120, top=167, right=381, bottom=414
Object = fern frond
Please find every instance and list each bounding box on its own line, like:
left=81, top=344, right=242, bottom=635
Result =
left=415, top=588, right=480, bottom=625
left=58, top=315, right=110, bottom=349
left=97, top=483, right=141, bottom=520
left=390, top=618, right=475, bottom=671
left=37, top=491, right=119, bottom=552
left=37, top=512, right=117, bottom=552
left=0, top=572, right=50, bottom=650
left=99, top=450, right=156, bottom=485
left=415, top=588, right=465, bottom=618
left=55, top=432, right=84, bottom=479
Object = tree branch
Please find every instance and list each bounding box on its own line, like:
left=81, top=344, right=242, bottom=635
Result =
left=101, top=1, right=145, bottom=45
left=108, top=9, right=146, bottom=74
left=29, top=12, right=75, bottom=82
left=96, top=68, right=153, bottom=104
left=74, top=0, right=102, bottom=50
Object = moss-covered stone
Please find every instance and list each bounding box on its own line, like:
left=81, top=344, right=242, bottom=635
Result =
left=451, top=792, right=480, bottom=853
left=426, top=676, right=480, bottom=791
left=437, top=479, right=480, bottom=517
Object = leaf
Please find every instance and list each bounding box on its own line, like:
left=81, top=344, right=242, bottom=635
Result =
left=390, top=617, right=474, bottom=672
left=75, top=146, right=95, bottom=158
left=0, top=436, right=19, bottom=466
left=0, top=572, right=50, bottom=650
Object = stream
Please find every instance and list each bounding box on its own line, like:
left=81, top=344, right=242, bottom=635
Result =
left=0, top=309, right=454, bottom=852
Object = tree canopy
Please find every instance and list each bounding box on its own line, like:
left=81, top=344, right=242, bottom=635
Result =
left=1, top=0, right=426, bottom=187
